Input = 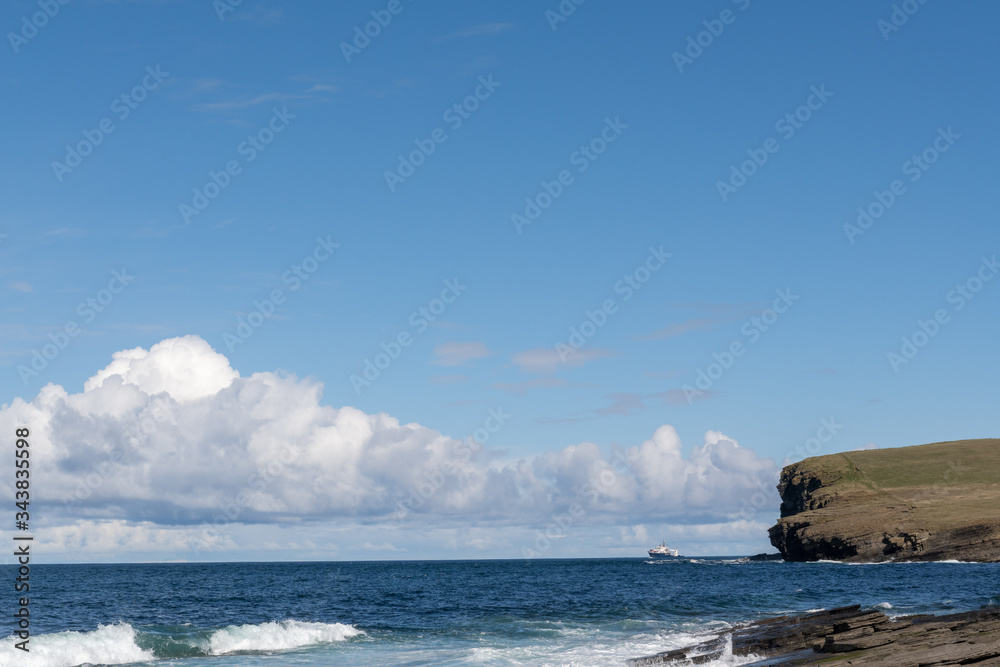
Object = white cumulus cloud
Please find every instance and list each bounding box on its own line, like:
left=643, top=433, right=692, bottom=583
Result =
left=0, top=336, right=779, bottom=556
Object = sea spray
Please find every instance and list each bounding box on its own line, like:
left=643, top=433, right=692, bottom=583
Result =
left=0, top=623, right=153, bottom=667
left=208, top=620, right=364, bottom=655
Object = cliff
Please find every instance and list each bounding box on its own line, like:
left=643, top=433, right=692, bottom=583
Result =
left=768, top=438, right=1000, bottom=562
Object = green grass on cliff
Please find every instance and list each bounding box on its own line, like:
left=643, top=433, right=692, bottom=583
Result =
left=841, top=439, right=1000, bottom=488
left=795, top=439, right=1000, bottom=489
left=790, top=438, right=1000, bottom=528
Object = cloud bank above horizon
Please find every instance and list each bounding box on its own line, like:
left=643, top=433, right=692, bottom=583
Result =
left=0, top=336, right=779, bottom=559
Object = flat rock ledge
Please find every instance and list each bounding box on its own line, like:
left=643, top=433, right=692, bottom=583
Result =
left=627, top=605, right=1000, bottom=666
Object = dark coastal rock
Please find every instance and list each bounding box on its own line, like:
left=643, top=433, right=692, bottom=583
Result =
left=767, top=438, right=1000, bottom=563
left=743, top=553, right=784, bottom=562
left=627, top=606, right=1000, bottom=666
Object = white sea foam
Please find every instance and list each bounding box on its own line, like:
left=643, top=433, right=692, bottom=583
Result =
left=207, top=619, right=364, bottom=655
left=0, top=619, right=363, bottom=666
left=846, top=561, right=895, bottom=565
left=462, top=623, right=769, bottom=667
left=875, top=601, right=893, bottom=610
left=700, top=654, right=766, bottom=667
left=0, top=623, right=153, bottom=667
left=682, top=633, right=766, bottom=667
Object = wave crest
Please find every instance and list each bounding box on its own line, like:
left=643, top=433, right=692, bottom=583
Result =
left=0, top=623, right=153, bottom=667
left=208, top=619, right=364, bottom=655
left=1, top=619, right=364, bottom=666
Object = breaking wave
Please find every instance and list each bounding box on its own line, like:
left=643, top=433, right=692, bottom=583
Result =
left=0, top=623, right=153, bottom=667
left=207, top=619, right=364, bottom=654
left=0, top=619, right=364, bottom=667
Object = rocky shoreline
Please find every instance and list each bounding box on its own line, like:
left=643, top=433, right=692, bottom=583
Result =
left=627, top=604, right=1000, bottom=666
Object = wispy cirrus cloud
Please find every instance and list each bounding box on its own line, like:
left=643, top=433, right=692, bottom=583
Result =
left=510, top=347, right=613, bottom=375
left=638, top=317, right=719, bottom=340
left=431, top=374, right=468, bottom=385
left=305, top=83, right=339, bottom=93
left=228, top=5, right=284, bottom=24
left=191, top=92, right=312, bottom=112
left=46, top=227, right=87, bottom=238
left=492, top=377, right=568, bottom=396
left=591, top=392, right=646, bottom=416
left=535, top=393, right=647, bottom=424
left=643, top=369, right=686, bottom=380
left=437, top=23, right=515, bottom=40
left=638, top=303, right=758, bottom=340
left=432, top=342, right=491, bottom=367
left=206, top=0, right=284, bottom=24
left=655, top=389, right=719, bottom=405
left=291, top=73, right=341, bottom=94
left=184, top=73, right=338, bottom=113
left=363, top=79, right=421, bottom=99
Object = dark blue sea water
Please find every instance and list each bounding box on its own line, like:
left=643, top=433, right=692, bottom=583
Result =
left=2, top=558, right=998, bottom=666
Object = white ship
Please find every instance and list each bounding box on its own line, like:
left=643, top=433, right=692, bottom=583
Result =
left=647, top=541, right=681, bottom=559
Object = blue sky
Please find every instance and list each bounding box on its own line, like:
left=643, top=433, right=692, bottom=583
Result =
left=1, top=0, right=998, bottom=562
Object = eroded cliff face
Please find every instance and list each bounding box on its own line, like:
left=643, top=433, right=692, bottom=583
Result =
left=776, top=464, right=839, bottom=516
left=768, top=441, right=1000, bottom=563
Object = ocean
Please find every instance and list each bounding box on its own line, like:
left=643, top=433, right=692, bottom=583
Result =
left=1, top=558, right=997, bottom=667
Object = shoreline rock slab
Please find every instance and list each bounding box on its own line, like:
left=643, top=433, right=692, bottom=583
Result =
left=627, top=605, right=1000, bottom=666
